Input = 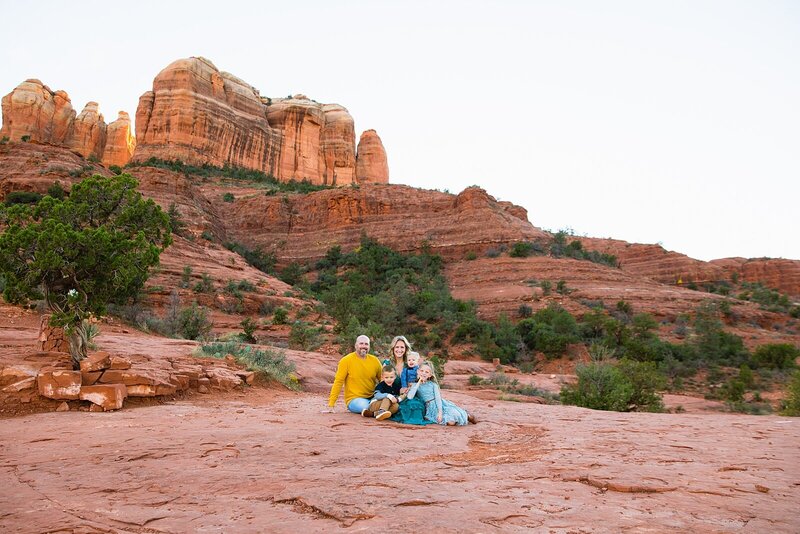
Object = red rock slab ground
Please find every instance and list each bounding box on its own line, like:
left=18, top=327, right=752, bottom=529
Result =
left=1, top=391, right=798, bottom=533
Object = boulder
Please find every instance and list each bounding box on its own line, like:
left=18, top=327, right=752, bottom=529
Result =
left=79, top=351, right=112, bottom=373
left=205, top=367, right=243, bottom=390
left=235, top=370, right=255, bottom=385
left=2, top=376, right=36, bottom=392
left=80, top=384, right=127, bottom=411
left=108, top=356, right=132, bottom=370
left=126, top=384, right=177, bottom=397
left=81, top=370, right=102, bottom=386
left=356, top=129, right=389, bottom=184
left=37, top=369, right=81, bottom=400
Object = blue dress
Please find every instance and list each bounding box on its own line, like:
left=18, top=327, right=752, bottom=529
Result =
left=408, top=381, right=469, bottom=426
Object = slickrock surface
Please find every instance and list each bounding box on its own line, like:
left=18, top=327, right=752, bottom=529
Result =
left=0, top=80, right=131, bottom=165
left=356, top=129, right=389, bottom=183
left=1, top=392, right=797, bottom=533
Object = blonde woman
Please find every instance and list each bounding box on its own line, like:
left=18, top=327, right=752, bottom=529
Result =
left=407, top=361, right=476, bottom=425
left=383, top=335, right=411, bottom=390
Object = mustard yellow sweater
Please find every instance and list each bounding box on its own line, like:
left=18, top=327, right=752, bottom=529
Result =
left=328, top=352, right=382, bottom=407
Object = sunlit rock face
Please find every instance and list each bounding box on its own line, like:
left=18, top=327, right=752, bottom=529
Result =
left=356, top=129, right=389, bottom=184
left=102, top=112, right=136, bottom=167
left=1, top=79, right=77, bottom=144
left=133, top=57, right=283, bottom=173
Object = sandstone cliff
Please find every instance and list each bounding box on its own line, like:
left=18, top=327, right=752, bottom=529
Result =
left=356, top=129, right=389, bottom=183
left=102, top=111, right=136, bottom=167
left=0, top=80, right=130, bottom=165
left=133, top=57, right=385, bottom=186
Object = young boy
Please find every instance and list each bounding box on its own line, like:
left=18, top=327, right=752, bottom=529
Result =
left=400, top=351, right=421, bottom=394
left=363, top=365, right=403, bottom=421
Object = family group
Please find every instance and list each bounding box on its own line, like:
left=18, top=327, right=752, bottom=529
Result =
left=326, top=335, right=476, bottom=426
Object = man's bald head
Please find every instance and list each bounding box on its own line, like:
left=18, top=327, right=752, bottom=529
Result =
left=354, top=335, right=370, bottom=357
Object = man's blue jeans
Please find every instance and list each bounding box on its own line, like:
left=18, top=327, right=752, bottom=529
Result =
left=347, top=397, right=370, bottom=413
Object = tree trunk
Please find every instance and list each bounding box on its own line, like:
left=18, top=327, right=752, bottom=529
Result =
left=66, top=321, right=89, bottom=370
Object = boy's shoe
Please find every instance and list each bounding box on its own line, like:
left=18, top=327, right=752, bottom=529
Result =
left=361, top=408, right=374, bottom=418
left=375, top=409, right=392, bottom=421
left=467, top=413, right=477, bottom=424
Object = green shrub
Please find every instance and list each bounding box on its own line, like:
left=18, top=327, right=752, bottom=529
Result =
left=46, top=181, right=66, bottom=200
left=167, top=203, right=187, bottom=237
left=540, top=280, right=552, bottom=295
left=465, top=251, right=478, bottom=261
left=193, top=273, right=214, bottom=293
left=781, top=370, right=800, bottom=416
left=178, top=302, right=213, bottom=340
left=197, top=341, right=298, bottom=389
left=289, top=320, right=323, bottom=350
left=556, top=280, right=569, bottom=295
left=240, top=317, right=258, bottom=343
left=21, top=135, right=31, bottom=142
left=109, top=165, right=123, bottom=175
left=272, top=307, right=289, bottom=325
left=201, top=230, right=214, bottom=241
left=4, top=191, right=42, bottom=206
left=518, top=304, right=533, bottom=318
left=561, top=359, right=665, bottom=412
left=180, top=266, right=192, bottom=288
left=752, top=343, right=799, bottom=370
left=222, top=192, right=235, bottom=202
left=0, top=136, right=9, bottom=144
left=560, top=363, right=633, bottom=411
left=225, top=242, right=276, bottom=274
left=468, top=374, right=483, bottom=386
left=510, top=241, right=534, bottom=258
left=279, top=262, right=304, bottom=286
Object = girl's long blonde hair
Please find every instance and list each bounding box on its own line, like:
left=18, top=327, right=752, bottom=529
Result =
left=419, top=360, right=439, bottom=384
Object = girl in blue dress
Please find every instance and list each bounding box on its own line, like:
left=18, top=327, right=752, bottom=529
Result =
left=407, top=361, right=476, bottom=425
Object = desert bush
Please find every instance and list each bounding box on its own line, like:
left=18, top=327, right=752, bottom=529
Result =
left=109, top=165, right=123, bottom=175
left=222, top=192, right=235, bottom=202
left=751, top=343, right=799, bottom=370
left=556, top=280, right=569, bottom=295
left=193, top=273, right=215, bottom=293
left=279, top=262, right=304, bottom=286
left=468, top=374, right=483, bottom=386
left=560, top=359, right=664, bottom=412
left=510, top=241, right=534, bottom=258
left=178, top=302, right=213, bottom=340
left=781, top=370, right=800, bottom=416
left=289, top=321, right=323, bottom=350
left=272, top=307, right=289, bottom=325
left=240, top=317, right=259, bottom=343
left=46, top=181, right=66, bottom=200
left=167, top=203, right=188, bottom=237
left=180, top=266, right=192, bottom=288
left=4, top=191, right=43, bottom=206
left=518, top=304, right=533, bottom=318
left=540, top=280, right=552, bottom=295
left=464, top=251, right=478, bottom=261
left=197, top=341, right=298, bottom=389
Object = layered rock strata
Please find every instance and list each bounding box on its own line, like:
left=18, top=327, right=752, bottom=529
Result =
left=0, top=79, right=130, bottom=164
left=102, top=111, right=136, bottom=167
left=133, top=57, right=386, bottom=186
left=356, top=129, right=389, bottom=183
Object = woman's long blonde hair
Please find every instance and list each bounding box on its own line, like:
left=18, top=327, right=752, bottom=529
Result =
left=388, top=335, right=411, bottom=367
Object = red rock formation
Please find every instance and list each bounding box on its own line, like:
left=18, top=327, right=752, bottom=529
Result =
left=68, top=102, right=106, bottom=159
left=320, top=104, right=357, bottom=185
left=711, top=257, right=800, bottom=297
left=0, top=80, right=134, bottom=165
left=356, top=129, right=389, bottom=184
left=222, top=184, right=547, bottom=264
left=265, top=95, right=324, bottom=181
left=102, top=111, right=135, bottom=167
left=134, top=57, right=282, bottom=172
left=0, top=79, right=75, bottom=144
left=578, top=237, right=800, bottom=297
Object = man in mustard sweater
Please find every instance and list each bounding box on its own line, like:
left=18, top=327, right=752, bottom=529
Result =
left=326, top=335, right=383, bottom=414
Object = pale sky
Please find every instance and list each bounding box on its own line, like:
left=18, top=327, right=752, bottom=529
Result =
left=2, top=1, right=798, bottom=261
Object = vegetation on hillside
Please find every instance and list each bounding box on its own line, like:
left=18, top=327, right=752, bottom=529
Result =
left=0, top=174, right=172, bottom=367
